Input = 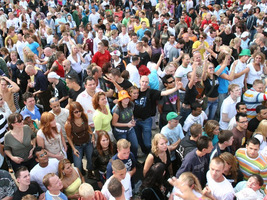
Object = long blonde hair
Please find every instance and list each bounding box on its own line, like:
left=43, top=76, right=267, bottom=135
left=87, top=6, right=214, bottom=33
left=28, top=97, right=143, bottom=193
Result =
left=151, top=133, right=168, bottom=156
left=254, top=119, right=267, bottom=141
left=178, top=172, right=202, bottom=194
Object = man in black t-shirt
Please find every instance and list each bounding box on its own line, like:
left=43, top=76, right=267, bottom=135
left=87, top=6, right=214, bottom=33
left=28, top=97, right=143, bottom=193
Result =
left=66, top=75, right=83, bottom=107
left=136, top=42, right=150, bottom=66
left=13, top=166, right=44, bottom=200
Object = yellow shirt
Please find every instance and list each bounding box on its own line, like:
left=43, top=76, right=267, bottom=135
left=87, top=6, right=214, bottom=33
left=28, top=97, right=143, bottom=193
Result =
left=192, top=41, right=209, bottom=59
left=140, top=17, right=150, bottom=27
left=134, top=23, right=142, bottom=33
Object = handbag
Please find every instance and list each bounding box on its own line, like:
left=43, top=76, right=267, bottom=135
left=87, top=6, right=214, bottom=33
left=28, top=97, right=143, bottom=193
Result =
left=202, top=76, right=216, bottom=111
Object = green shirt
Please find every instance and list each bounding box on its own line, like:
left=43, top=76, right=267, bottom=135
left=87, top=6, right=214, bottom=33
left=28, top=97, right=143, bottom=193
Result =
left=122, top=17, right=130, bottom=26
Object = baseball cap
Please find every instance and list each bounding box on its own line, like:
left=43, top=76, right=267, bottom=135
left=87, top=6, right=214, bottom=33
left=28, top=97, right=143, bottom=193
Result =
left=166, top=112, right=182, bottom=121
left=110, top=50, right=121, bottom=57
left=48, top=72, right=60, bottom=79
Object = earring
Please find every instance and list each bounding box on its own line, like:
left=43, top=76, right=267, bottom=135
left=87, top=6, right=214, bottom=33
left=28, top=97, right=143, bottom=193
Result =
left=63, top=172, right=65, bottom=176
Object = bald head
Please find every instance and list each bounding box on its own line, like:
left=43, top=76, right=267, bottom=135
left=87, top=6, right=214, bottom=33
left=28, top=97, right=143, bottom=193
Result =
left=44, top=47, right=52, bottom=57
left=25, top=65, right=36, bottom=76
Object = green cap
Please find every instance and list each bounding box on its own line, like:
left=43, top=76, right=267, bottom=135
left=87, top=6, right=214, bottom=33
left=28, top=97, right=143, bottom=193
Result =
left=166, top=112, right=182, bottom=121
left=239, top=49, right=251, bottom=57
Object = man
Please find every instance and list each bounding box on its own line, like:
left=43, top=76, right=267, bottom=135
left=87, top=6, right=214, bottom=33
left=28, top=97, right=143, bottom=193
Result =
left=79, top=183, right=106, bottom=200
left=6, top=12, right=19, bottom=32
left=219, top=84, right=241, bottom=130
left=206, top=157, right=235, bottom=200
left=47, top=72, right=69, bottom=108
left=119, top=25, right=131, bottom=59
left=164, top=35, right=177, bottom=63
left=183, top=102, right=208, bottom=134
left=0, top=76, right=20, bottom=113
left=43, top=47, right=57, bottom=75
left=243, top=79, right=267, bottom=120
left=102, top=160, right=132, bottom=200
left=168, top=39, right=185, bottom=62
left=16, top=33, right=26, bottom=60
left=25, top=34, right=42, bottom=58
left=153, top=14, right=166, bottom=38
left=76, top=76, right=103, bottom=128
left=134, top=76, right=182, bottom=154
left=255, top=33, right=267, bottom=57
left=88, top=7, right=100, bottom=26
left=182, top=33, right=193, bottom=57
left=176, top=136, right=213, bottom=188
left=161, top=112, right=184, bottom=174
left=66, top=75, right=83, bottom=106
left=108, top=177, right=126, bottom=200
left=139, top=11, right=150, bottom=27
left=232, top=113, right=248, bottom=153
left=127, top=33, right=139, bottom=61
left=93, top=29, right=108, bottom=54
left=210, top=130, right=234, bottom=160
left=227, top=102, right=247, bottom=130
left=109, top=68, right=132, bottom=92
left=25, top=65, right=50, bottom=111
left=0, top=169, right=17, bottom=200
left=111, top=50, right=127, bottom=73
left=137, top=21, right=149, bottom=41
left=16, top=60, right=30, bottom=98
left=201, top=13, right=211, bottom=28
left=62, top=59, right=79, bottom=80
left=126, top=55, right=140, bottom=87
left=167, top=19, right=176, bottom=36
left=247, top=105, right=267, bottom=139
left=174, top=15, right=187, bottom=36
left=30, top=147, right=59, bottom=192
left=92, top=42, right=111, bottom=68
left=236, top=137, right=267, bottom=186
left=44, top=13, right=55, bottom=34
left=13, top=166, right=44, bottom=200
left=122, top=11, right=130, bottom=27
left=136, top=42, right=150, bottom=66
left=21, top=92, right=42, bottom=121
left=106, top=139, right=136, bottom=179
left=43, top=173, right=67, bottom=200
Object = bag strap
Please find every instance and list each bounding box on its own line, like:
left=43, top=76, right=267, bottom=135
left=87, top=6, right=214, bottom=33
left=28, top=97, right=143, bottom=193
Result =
left=142, top=188, right=161, bottom=200
left=206, top=76, right=216, bottom=98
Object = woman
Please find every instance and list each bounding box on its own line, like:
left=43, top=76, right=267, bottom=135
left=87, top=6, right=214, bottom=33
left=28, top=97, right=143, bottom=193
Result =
left=58, top=159, right=85, bottom=200
left=109, top=29, right=121, bottom=51
left=254, top=119, right=267, bottom=151
left=187, top=27, right=197, bottom=42
left=128, top=85, right=139, bottom=102
left=127, top=16, right=135, bottom=32
left=4, top=113, right=37, bottom=172
left=160, top=25, right=170, bottom=47
left=38, top=20, right=48, bottom=47
left=191, top=17, right=202, bottom=33
left=67, top=45, right=85, bottom=78
left=92, top=92, right=115, bottom=142
left=105, top=23, right=112, bottom=38
left=93, top=130, right=115, bottom=188
left=0, top=47, right=10, bottom=63
left=202, top=60, right=219, bottom=120
left=151, top=38, right=162, bottom=58
left=206, top=37, right=222, bottom=68
left=140, top=162, right=167, bottom=200
left=219, top=152, right=243, bottom=187
left=230, top=37, right=242, bottom=60
left=203, top=120, right=220, bottom=146
left=5, top=38, right=16, bottom=52
left=112, top=90, right=138, bottom=158
left=65, top=102, right=95, bottom=178
left=37, top=112, right=67, bottom=160
left=246, top=52, right=266, bottom=89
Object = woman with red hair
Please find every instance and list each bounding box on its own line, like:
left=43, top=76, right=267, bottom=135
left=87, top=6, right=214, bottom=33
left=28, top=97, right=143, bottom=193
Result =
left=37, top=112, right=67, bottom=160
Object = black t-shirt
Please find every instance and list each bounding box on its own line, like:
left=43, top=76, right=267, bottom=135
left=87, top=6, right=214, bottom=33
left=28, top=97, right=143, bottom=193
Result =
left=220, top=32, right=236, bottom=46
left=13, top=181, right=43, bottom=200
left=110, top=79, right=132, bottom=91
left=247, top=117, right=260, bottom=133
left=16, top=68, right=30, bottom=94
left=34, top=70, right=48, bottom=91
left=55, top=79, right=69, bottom=107
left=139, top=51, right=151, bottom=66
left=69, top=87, right=83, bottom=102
left=134, top=88, right=161, bottom=119
left=203, top=75, right=219, bottom=98
left=183, top=84, right=198, bottom=106
left=184, top=40, right=193, bottom=57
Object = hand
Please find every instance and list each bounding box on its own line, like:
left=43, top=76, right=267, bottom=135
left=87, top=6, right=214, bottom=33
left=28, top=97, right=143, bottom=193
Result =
left=179, top=51, right=184, bottom=57
left=73, top=148, right=80, bottom=158
left=202, top=186, right=212, bottom=196
left=175, top=81, right=183, bottom=90
left=12, top=156, right=24, bottom=164
left=127, top=120, right=135, bottom=128
left=55, top=153, right=64, bottom=160
left=28, top=148, right=34, bottom=159
left=160, top=53, right=164, bottom=59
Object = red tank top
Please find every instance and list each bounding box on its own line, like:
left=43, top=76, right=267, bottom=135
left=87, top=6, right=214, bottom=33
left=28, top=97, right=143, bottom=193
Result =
left=54, top=60, right=65, bottom=78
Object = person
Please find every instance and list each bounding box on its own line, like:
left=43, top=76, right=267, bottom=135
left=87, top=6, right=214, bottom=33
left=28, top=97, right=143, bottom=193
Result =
left=30, top=146, right=59, bottom=192
left=126, top=55, right=140, bottom=87
left=203, top=120, right=220, bottom=146
left=168, top=39, right=185, bottom=62
left=58, top=159, right=85, bottom=199
left=66, top=75, right=83, bottom=106
left=254, top=120, right=267, bottom=151
left=106, top=139, right=136, bottom=179
left=219, top=152, right=243, bottom=187
left=227, top=102, right=247, bottom=130
left=4, top=113, right=37, bottom=172
left=92, top=42, right=111, bottom=68
left=78, top=183, right=106, bottom=200
left=101, top=159, right=132, bottom=200
left=0, top=169, right=17, bottom=200
left=206, top=157, right=235, bottom=200
left=13, top=166, right=44, bottom=200
left=219, top=84, right=241, bottom=130
left=235, top=137, right=267, bottom=186
left=140, top=162, right=167, bottom=200
left=50, top=51, right=65, bottom=78
left=92, top=92, right=114, bottom=141
left=176, top=136, right=213, bottom=188
left=231, top=113, right=248, bottom=153
left=37, top=112, right=67, bottom=160
left=43, top=173, right=67, bottom=200
left=108, top=177, right=126, bottom=200
left=210, top=130, right=234, bottom=160
left=161, top=112, right=184, bottom=174
left=192, top=33, right=209, bottom=59
left=20, top=92, right=42, bottom=121
left=65, top=102, right=95, bottom=178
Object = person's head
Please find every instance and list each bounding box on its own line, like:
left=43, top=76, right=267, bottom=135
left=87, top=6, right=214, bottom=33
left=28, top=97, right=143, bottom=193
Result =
left=255, top=119, right=267, bottom=139
left=92, top=92, right=107, bottom=110
left=136, top=41, right=144, bottom=52
left=22, top=92, right=35, bottom=109
left=8, top=113, right=23, bottom=130
left=176, top=39, right=185, bottom=49
left=246, top=174, right=264, bottom=191
left=108, top=177, right=124, bottom=198
left=219, top=152, right=238, bottom=180
left=235, top=112, right=248, bottom=129
left=190, top=124, right=203, bottom=139
left=33, top=146, right=48, bottom=165
left=43, top=173, right=63, bottom=192
left=128, top=85, right=139, bottom=100
left=204, top=120, right=220, bottom=138
left=117, top=139, right=131, bottom=160
left=217, top=52, right=231, bottom=65
left=96, top=130, right=113, bottom=156
left=151, top=133, right=168, bottom=156
left=191, top=102, right=202, bottom=117
left=68, top=102, right=88, bottom=124
left=44, top=47, right=53, bottom=57
left=79, top=183, right=95, bottom=200
left=164, top=64, right=176, bottom=75
left=84, top=76, right=96, bottom=93
left=25, top=65, right=36, bottom=76
left=47, top=71, right=60, bottom=84
left=255, top=33, right=265, bottom=46
left=209, top=157, right=225, bottom=182
left=178, top=172, right=202, bottom=194
left=246, top=137, right=260, bottom=158
left=218, top=130, right=234, bottom=146
left=15, top=166, right=31, bottom=186
left=166, top=112, right=182, bottom=128
left=253, top=51, right=265, bottom=65
left=236, top=102, right=247, bottom=113
left=111, top=159, right=127, bottom=181
left=197, top=136, right=213, bottom=153
left=132, top=55, right=140, bottom=66
left=40, top=112, right=57, bottom=139
left=140, top=75, right=149, bottom=90
left=181, top=54, right=190, bottom=66
left=65, top=74, right=79, bottom=89
left=228, top=84, right=241, bottom=98
left=256, top=105, right=267, bottom=120
left=58, top=159, right=73, bottom=179
left=141, top=162, right=165, bottom=189
left=162, top=74, right=175, bottom=89
left=117, top=90, right=131, bottom=108
left=63, top=59, right=71, bottom=72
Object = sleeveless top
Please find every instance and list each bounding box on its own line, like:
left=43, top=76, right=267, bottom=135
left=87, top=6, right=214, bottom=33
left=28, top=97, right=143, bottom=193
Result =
left=65, top=167, right=82, bottom=199
left=152, top=150, right=171, bottom=179
left=71, top=122, right=90, bottom=145
left=54, top=60, right=65, bottom=78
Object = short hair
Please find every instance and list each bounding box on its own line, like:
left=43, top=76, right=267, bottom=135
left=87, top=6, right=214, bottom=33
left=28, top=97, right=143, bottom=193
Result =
left=253, top=79, right=263, bottom=86
left=23, top=92, right=34, bottom=102
left=218, top=130, right=233, bottom=144
left=110, top=68, right=121, bottom=77
left=210, top=157, right=225, bottom=167
left=236, top=102, right=246, bottom=110
left=228, top=84, right=239, bottom=93
left=79, top=183, right=95, bottom=197
left=84, top=76, right=95, bottom=85
left=190, top=124, right=203, bottom=138
left=33, top=146, right=43, bottom=159
left=111, top=159, right=126, bottom=172
left=15, top=166, right=28, bottom=179
left=162, top=74, right=174, bottom=85
left=66, top=74, right=79, bottom=84
left=235, top=113, right=247, bottom=122
left=247, top=137, right=260, bottom=146
left=249, top=174, right=264, bottom=187
left=131, top=32, right=137, bottom=37
left=43, top=173, right=56, bottom=189
left=56, top=51, right=64, bottom=59
left=177, top=38, right=185, bottom=45
left=191, top=102, right=202, bottom=111
left=256, top=105, right=267, bottom=114
left=132, top=55, right=139, bottom=62
left=144, top=30, right=151, bottom=37
left=108, top=177, right=123, bottom=197
left=8, top=113, right=23, bottom=130
left=117, top=139, right=131, bottom=150
left=141, top=37, right=148, bottom=43
left=197, top=136, right=211, bottom=151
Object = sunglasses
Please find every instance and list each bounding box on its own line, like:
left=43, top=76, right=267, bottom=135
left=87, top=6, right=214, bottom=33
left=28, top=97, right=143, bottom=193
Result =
left=73, top=110, right=82, bottom=114
left=14, top=119, right=23, bottom=124
left=167, top=80, right=175, bottom=84
left=50, top=98, right=59, bottom=103
left=39, top=151, right=47, bottom=158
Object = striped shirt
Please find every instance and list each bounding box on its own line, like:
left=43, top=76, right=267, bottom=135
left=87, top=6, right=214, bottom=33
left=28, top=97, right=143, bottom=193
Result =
left=243, top=88, right=267, bottom=119
left=236, top=148, right=267, bottom=187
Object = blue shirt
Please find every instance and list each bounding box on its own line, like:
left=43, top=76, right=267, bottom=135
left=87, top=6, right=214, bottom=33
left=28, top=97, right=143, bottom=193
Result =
left=45, top=191, right=67, bottom=200
left=215, top=65, right=229, bottom=94
left=137, top=28, right=149, bottom=40
left=27, top=42, right=40, bottom=56
left=21, top=105, right=41, bottom=121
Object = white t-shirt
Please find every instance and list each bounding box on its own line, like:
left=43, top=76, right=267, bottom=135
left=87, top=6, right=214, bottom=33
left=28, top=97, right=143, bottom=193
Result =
left=229, top=60, right=247, bottom=89
left=175, top=65, right=192, bottom=93
left=183, top=111, right=208, bottom=132
left=126, top=63, right=140, bottom=87
left=101, top=173, right=132, bottom=200
left=89, top=12, right=100, bottom=26
left=246, top=63, right=264, bottom=85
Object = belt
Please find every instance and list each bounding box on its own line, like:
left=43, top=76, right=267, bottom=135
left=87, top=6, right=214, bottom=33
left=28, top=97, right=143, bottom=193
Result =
left=114, top=127, right=132, bottom=133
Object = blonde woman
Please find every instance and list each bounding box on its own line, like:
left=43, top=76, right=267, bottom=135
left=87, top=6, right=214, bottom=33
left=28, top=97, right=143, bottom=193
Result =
left=254, top=119, right=267, bottom=151
left=230, top=37, right=242, bottom=60
left=203, top=120, right=220, bottom=145
left=67, top=45, right=85, bottom=76
left=143, top=133, right=171, bottom=177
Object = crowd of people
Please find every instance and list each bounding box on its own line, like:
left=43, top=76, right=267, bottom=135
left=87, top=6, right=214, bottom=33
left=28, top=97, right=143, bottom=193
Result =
left=0, top=0, right=267, bottom=199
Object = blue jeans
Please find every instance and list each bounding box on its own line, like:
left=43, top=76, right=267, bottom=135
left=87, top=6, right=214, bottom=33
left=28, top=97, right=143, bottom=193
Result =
left=134, top=117, right=152, bottom=154
left=73, top=142, right=93, bottom=172
left=205, top=99, right=218, bottom=120
left=113, top=127, right=138, bottom=158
